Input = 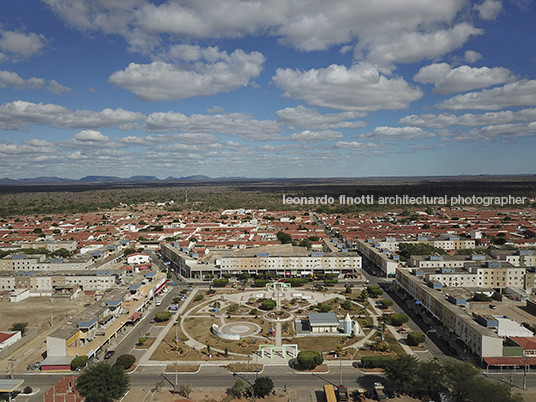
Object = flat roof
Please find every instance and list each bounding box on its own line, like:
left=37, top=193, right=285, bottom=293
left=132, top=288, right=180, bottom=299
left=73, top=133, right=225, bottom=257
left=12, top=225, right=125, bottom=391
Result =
left=0, top=379, right=24, bottom=393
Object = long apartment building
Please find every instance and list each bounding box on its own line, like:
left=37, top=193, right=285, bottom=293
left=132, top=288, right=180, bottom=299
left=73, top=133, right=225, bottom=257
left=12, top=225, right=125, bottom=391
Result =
left=396, top=267, right=504, bottom=360
left=160, top=242, right=361, bottom=279
left=46, top=271, right=167, bottom=359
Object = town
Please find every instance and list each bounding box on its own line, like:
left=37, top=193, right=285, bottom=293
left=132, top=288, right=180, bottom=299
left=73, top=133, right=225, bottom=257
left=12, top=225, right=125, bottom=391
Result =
left=1, top=200, right=536, bottom=402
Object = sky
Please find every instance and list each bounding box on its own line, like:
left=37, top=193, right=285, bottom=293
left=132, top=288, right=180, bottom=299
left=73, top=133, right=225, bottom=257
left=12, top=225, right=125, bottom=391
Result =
left=0, top=0, right=535, bottom=180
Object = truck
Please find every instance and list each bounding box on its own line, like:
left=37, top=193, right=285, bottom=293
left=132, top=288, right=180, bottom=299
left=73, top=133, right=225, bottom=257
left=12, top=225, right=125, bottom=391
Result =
left=337, top=385, right=348, bottom=402
left=373, top=382, right=387, bottom=400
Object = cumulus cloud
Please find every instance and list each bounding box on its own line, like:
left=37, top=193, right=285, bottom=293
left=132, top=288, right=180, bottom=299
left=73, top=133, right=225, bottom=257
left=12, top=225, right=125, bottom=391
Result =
left=333, top=141, right=386, bottom=154
left=0, top=71, right=71, bottom=94
left=362, top=23, right=483, bottom=66
left=358, top=126, right=434, bottom=141
left=284, top=130, right=344, bottom=143
left=44, top=0, right=471, bottom=62
left=474, top=0, right=503, bottom=20
left=0, top=29, right=48, bottom=59
left=116, top=133, right=219, bottom=146
left=109, top=47, right=265, bottom=101
left=0, top=101, right=144, bottom=131
left=400, top=108, right=536, bottom=128
left=414, top=63, right=517, bottom=94
left=276, top=105, right=366, bottom=130
left=272, top=63, right=423, bottom=112
left=436, top=79, right=536, bottom=110
left=464, top=50, right=483, bottom=63
left=143, top=111, right=281, bottom=140
left=74, top=130, right=111, bottom=142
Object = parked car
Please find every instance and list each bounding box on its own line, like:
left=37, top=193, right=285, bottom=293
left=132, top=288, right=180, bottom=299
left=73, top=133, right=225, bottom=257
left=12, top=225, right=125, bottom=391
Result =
left=104, top=350, right=115, bottom=359
left=489, top=304, right=497, bottom=309
left=397, top=328, right=409, bottom=334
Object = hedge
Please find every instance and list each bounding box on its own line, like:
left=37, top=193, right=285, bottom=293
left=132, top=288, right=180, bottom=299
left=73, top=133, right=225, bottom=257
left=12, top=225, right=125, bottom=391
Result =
left=361, top=355, right=393, bottom=368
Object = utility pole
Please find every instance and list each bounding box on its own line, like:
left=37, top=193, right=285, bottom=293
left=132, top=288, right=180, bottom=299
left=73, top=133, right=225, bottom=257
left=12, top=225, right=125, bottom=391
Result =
left=523, top=355, right=528, bottom=390
left=174, top=322, right=179, bottom=393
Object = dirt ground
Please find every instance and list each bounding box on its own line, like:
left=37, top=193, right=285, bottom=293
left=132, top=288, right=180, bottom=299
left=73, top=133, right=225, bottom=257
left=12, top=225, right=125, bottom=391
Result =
left=0, top=294, right=93, bottom=373
left=125, top=387, right=425, bottom=402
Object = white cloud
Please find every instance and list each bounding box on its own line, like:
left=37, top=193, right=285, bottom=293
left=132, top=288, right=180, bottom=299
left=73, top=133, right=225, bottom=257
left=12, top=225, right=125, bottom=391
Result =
left=399, top=108, right=536, bottom=128
left=436, top=79, right=536, bottom=110
left=0, top=71, right=71, bottom=94
left=0, top=101, right=144, bottom=130
left=363, top=23, right=483, bottom=66
left=0, top=29, right=48, bottom=58
left=144, top=111, right=281, bottom=140
left=474, top=0, right=503, bottom=20
left=284, top=130, right=344, bottom=143
left=333, top=141, right=386, bottom=154
left=358, top=126, right=434, bottom=141
left=116, top=133, right=219, bottom=146
left=276, top=105, right=366, bottom=130
left=44, top=0, right=471, bottom=62
left=109, top=47, right=265, bottom=101
left=74, top=130, right=111, bottom=142
left=272, top=63, right=423, bottom=112
left=47, top=80, right=73, bottom=95
left=414, top=63, right=517, bottom=94
left=464, top=50, right=483, bottom=63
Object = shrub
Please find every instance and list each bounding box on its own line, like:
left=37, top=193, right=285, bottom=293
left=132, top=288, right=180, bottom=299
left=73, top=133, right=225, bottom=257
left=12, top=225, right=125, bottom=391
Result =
left=319, top=304, right=332, bottom=312
left=361, top=355, right=393, bottom=368
left=297, top=350, right=324, bottom=369
left=254, top=279, right=269, bottom=287
left=213, top=278, right=229, bottom=287
left=367, top=286, right=383, bottom=296
left=227, top=304, right=238, bottom=313
left=155, top=311, right=173, bottom=322
left=323, top=279, right=338, bottom=286
left=407, top=332, right=426, bottom=346
left=249, top=308, right=258, bottom=315
left=194, top=294, right=204, bottom=302
left=285, top=278, right=306, bottom=287
left=138, top=337, right=147, bottom=345
left=23, top=386, right=33, bottom=394
left=114, top=354, right=136, bottom=370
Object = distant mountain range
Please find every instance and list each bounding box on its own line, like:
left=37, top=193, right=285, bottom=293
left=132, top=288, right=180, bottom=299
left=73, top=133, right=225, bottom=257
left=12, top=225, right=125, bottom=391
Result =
left=0, top=175, right=249, bottom=185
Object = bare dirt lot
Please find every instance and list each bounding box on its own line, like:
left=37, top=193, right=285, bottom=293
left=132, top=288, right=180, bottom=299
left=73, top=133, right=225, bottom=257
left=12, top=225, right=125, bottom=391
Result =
left=0, top=294, right=93, bottom=373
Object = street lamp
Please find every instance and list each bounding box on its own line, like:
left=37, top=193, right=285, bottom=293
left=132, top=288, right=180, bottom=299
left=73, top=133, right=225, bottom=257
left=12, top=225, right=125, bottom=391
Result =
left=425, top=329, right=436, bottom=343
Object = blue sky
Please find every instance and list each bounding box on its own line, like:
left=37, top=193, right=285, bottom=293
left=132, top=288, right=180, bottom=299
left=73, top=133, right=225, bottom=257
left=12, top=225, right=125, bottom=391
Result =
left=0, top=0, right=535, bottom=179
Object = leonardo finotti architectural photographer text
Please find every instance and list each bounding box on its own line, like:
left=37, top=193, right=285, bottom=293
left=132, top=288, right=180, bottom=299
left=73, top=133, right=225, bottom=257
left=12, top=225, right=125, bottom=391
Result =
left=282, top=194, right=527, bottom=207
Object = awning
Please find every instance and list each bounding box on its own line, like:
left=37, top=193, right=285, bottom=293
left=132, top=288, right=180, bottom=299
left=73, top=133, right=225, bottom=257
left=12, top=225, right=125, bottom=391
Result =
left=484, top=356, right=536, bottom=367
left=0, top=379, right=24, bottom=393
left=127, top=312, right=142, bottom=322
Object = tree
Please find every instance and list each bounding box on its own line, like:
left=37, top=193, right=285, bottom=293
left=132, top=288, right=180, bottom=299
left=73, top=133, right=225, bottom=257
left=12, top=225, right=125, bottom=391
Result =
left=299, top=238, right=312, bottom=249
left=114, top=354, right=136, bottom=370
left=276, top=231, right=293, bottom=244
left=253, top=376, right=274, bottom=398
left=380, top=299, right=394, bottom=309
left=229, top=379, right=246, bottom=398
left=418, top=358, right=444, bottom=395
left=406, top=332, right=425, bottom=346
left=138, top=337, right=147, bottom=345
left=297, top=350, right=323, bottom=369
left=155, top=311, right=173, bottom=322
left=123, top=247, right=136, bottom=256
left=366, top=286, right=383, bottom=297
left=10, top=322, right=28, bottom=335
left=23, top=386, right=33, bottom=394
left=71, top=355, right=89, bottom=371
left=388, top=313, right=409, bottom=326
left=471, top=292, right=492, bottom=302
left=384, top=355, right=420, bottom=393
left=76, top=362, right=130, bottom=402
left=261, top=299, right=277, bottom=310
left=443, top=360, right=480, bottom=402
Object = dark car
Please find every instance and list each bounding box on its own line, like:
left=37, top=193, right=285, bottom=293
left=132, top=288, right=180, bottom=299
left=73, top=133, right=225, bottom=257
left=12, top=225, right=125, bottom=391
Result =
left=104, top=350, right=115, bottom=359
